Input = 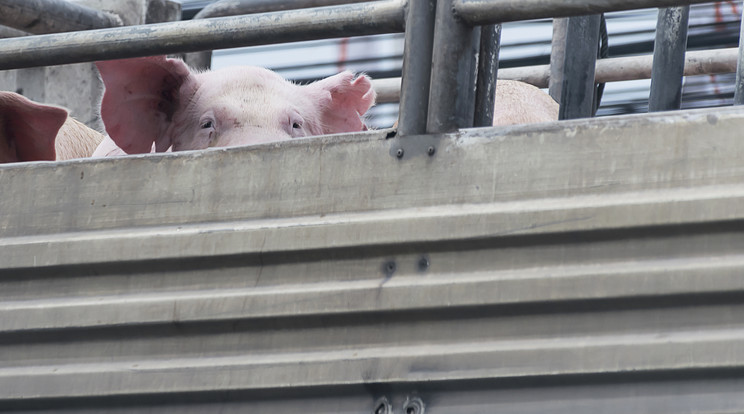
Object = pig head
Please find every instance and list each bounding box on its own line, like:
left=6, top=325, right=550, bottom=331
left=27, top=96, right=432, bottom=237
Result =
left=95, top=56, right=376, bottom=154
left=0, top=91, right=68, bottom=163
left=0, top=91, right=104, bottom=164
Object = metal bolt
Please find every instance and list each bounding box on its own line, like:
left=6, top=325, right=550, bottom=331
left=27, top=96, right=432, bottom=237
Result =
left=396, top=148, right=404, bottom=158
left=418, top=256, right=430, bottom=272
left=373, top=397, right=392, bottom=414
left=383, top=260, right=397, bottom=275
left=403, top=396, right=425, bottom=414
left=426, top=146, right=436, bottom=156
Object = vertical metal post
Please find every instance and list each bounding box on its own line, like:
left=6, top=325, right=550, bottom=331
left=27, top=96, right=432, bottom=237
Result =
left=559, top=15, right=601, bottom=120
left=473, top=24, right=502, bottom=127
left=648, top=6, right=690, bottom=112
left=549, top=18, right=569, bottom=102
left=734, top=6, right=744, bottom=105
left=398, top=0, right=437, bottom=136
left=427, top=0, right=480, bottom=133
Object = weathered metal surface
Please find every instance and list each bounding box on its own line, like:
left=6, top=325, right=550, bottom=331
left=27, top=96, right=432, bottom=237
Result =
left=0, top=1, right=405, bottom=70
left=1, top=107, right=744, bottom=411
left=397, top=0, right=436, bottom=136
left=0, top=0, right=122, bottom=34
left=185, top=0, right=374, bottom=70
left=427, top=0, right=480, bottom=133
left=0, top=24, right=28, bottom=38
left=193, top=0, right=375, bottom=18
left=649, top=6, right=690, bottom=112
left=473, top=24, right=502, bottom=127
left=548, top=17, right=568, bottom=102
left=735, top=6, right=744, bottom=105
left=559, top=15, right=600, bottom=120
left=454, top=0, right=717, bottom=25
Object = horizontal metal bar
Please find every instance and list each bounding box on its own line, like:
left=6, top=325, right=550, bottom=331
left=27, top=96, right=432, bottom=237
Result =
left=0, top=0, right=121, bottom=34
left=187, top=0, right=377, bottom=70
left=194, top=0, right=376, bottom=18
left=371, top=47, right=740, bottom=102
left=5, top=177, right=744, bottom=270
left=3, top=200, right=744, bottom=329
left=0, top=1, right=405, bottom=70
left=454, top=0, right=716, bottom=25
left=2, top=331, right=744, bottom=399
left=3, top=105, right=744, bottom=238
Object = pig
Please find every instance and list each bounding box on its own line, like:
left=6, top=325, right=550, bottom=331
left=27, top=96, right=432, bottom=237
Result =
left=93, top=55, right=376, bottom=155
left=491, top=80, right=559, bottom=125
left=0, top=91, right=104, bottom=163
left=391, top=79, right=557, bottom=130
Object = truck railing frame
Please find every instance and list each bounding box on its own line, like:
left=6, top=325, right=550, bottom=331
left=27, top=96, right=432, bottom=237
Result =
left=0, top=0, right=740, bottom=132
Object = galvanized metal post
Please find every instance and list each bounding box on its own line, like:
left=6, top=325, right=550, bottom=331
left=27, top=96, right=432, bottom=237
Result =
left=473, top=24, right=502, bottom=128
left=397, top=0, right=437, bottom=136
left=648, top=6, right=690, bottom=112
left=549, top=18, right=569, bottom=102
left=427, top=0, right=480, bottom=133
left=559, top=15, right=601, bottom=120
left=734, top=6, right=744, bottom=105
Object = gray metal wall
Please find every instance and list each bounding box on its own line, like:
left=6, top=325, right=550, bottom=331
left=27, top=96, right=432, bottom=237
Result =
left=2, top=106, right=744, bottom=412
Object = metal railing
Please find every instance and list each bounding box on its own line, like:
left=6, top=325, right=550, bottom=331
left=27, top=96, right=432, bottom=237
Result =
left=0, top=1, right=404, bottom=70
left=0, top=0, right=742, bottom=136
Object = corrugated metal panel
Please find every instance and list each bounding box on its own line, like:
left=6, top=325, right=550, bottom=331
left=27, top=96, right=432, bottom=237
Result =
left=2, top=107, right=744, bottom=412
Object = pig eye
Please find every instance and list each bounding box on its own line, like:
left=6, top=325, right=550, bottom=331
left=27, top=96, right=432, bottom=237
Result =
left=288, top=114, right=306, bottom=138
left=200, top=120, right=214, bottom=129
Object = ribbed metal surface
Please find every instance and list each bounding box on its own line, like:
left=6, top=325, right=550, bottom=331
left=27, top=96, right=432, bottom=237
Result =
left=2, top=107, right=744, bottom=412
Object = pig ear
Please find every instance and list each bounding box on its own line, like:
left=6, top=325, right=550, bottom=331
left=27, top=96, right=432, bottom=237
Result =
left=0, top=92, right=67, bottom=162
left=96, top=56, right=194, bottom=154
left=308, top=71, right=376, bottom=134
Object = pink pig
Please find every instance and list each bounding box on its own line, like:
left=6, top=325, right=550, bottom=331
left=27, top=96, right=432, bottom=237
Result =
left=0, top=91, right=103, bottom=163
left=93, top=56, right=376, bottom=156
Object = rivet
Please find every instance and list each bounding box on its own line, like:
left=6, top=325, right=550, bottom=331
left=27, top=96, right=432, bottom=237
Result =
left=418, top=256, right=430, bottom=272
left=383, top=260, right=397, bottom=275
left=427, top=146, right=436, bottom=156
left=403, top=396, right=425, bottom=414
left=396, top=148, right=404, bottom=158
left=373, top=397, right=392, bottom=414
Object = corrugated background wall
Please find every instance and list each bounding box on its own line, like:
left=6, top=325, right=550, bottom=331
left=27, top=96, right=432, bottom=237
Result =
left=2, top=106, right=744, bottom=412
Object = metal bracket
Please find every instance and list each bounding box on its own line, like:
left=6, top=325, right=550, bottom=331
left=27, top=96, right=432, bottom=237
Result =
left=389, top=134, right=443, bottom=161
